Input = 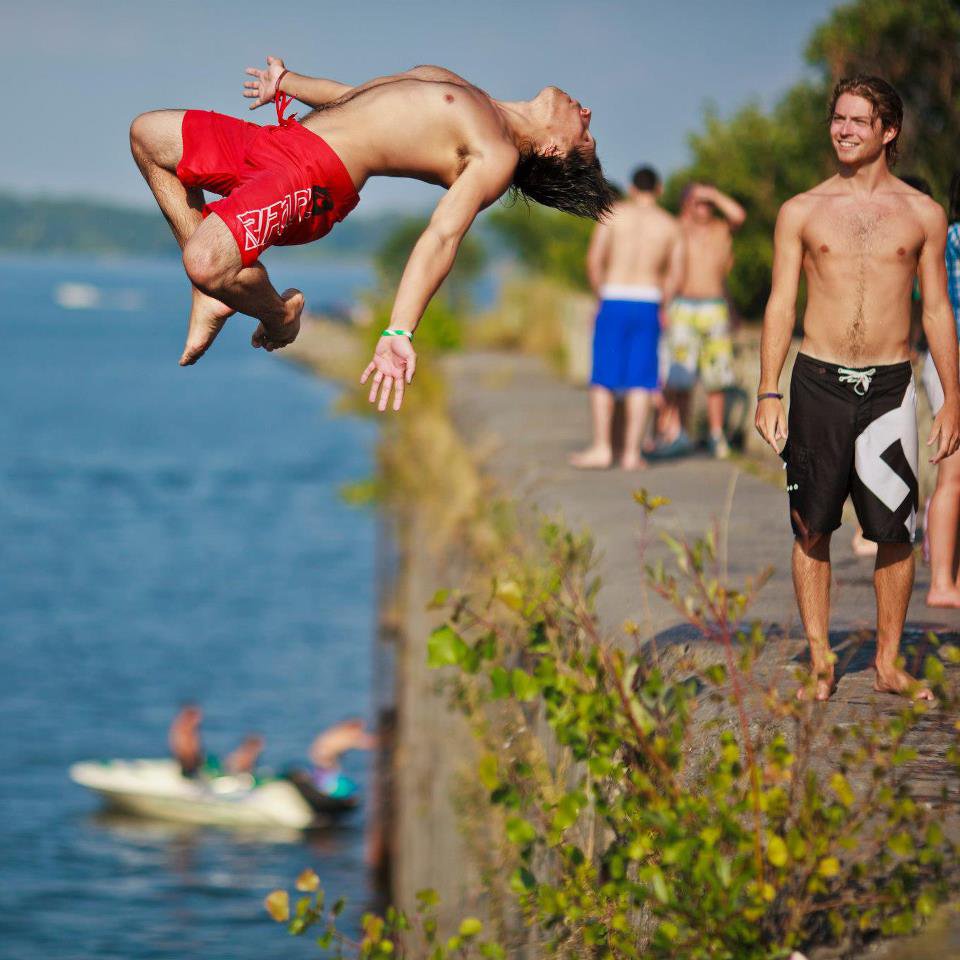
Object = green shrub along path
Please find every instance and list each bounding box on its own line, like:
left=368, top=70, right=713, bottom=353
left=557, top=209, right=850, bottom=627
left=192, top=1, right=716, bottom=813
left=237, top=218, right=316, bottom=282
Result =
left=273, top=340, right=960, bottom=959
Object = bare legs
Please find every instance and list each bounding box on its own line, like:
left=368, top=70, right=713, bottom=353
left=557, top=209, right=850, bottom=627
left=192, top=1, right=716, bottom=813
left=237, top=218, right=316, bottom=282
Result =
left=653, top=389, right=728, bottom=456
left=129, top=110, right=302, bottom=363
left=622, top=389, right=652, bottom=471
left=570, top=387, right=615, bottom=469
left=792, top=534, right=834, bottom=701
left=793, top=531, right=932, bottom=701
left=925, top=451, right=960, bottom=607
left=872, top=543, right=931, bottom=698
left=705, top=390, right=725, bottom=437
left=570, top=387, right=650, bottom=470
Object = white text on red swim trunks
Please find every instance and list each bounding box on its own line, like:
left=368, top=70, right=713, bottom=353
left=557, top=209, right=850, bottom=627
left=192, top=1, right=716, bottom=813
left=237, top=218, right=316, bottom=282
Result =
left=237, top=188, right=313, bottom=252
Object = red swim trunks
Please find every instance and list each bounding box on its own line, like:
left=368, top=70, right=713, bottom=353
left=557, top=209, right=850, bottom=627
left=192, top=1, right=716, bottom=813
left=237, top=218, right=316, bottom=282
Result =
left=176, top=109, right=359, bottom=267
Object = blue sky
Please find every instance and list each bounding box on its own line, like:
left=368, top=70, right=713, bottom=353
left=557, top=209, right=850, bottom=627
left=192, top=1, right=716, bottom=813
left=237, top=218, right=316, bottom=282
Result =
left=6, top=0, right=838, bottom=212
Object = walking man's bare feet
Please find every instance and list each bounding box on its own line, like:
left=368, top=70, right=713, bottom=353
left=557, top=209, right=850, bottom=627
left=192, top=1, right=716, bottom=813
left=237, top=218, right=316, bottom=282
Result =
left=925, top=584, right=960, bottom=608
left=796, top=671, right=835, bottom=702
left=251, top=288, right=304, bottom=352
left=873, top=664, right=935, bottom=701
left=180, top=288, right=236, bottom=366
left=569, top=446, right=613, bottom=470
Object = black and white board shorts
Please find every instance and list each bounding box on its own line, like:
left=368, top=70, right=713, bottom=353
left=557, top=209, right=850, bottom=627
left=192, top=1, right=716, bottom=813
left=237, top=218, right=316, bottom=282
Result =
left=782, top=353, right=918, bottom=544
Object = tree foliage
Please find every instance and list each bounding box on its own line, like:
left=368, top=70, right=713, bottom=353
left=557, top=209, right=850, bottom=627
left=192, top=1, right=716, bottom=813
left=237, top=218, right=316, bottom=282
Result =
left=374, top=216, right=487, bottom=310
left=670, top=0, right=960, bottom=318
left=485, top=201, right=596, bottom=293
left=483, top=0, right=960, bottom=319
left=806, top=0, right=960, bottom=200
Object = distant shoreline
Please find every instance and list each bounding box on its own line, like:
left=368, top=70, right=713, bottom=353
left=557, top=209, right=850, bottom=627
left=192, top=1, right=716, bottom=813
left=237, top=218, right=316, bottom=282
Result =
left=0, top=190, right=413, bottom=260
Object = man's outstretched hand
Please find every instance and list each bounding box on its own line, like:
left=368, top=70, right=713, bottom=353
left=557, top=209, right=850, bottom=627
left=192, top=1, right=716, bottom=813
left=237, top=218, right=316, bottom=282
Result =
left=360, top=335, right=417, bottom=412
left=244, top=56, right=285, bottom=109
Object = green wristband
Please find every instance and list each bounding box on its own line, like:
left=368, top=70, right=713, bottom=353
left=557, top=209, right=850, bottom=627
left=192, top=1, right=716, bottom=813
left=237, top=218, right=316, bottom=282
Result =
left=381, top=328, right=413, bottom=340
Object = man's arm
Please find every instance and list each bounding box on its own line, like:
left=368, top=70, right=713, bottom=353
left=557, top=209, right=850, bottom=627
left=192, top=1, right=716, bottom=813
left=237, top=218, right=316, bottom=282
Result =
left=585, top=219, right=612, bottom=297
left=702, top=185, right=747, bottom=231
left=360, top=148, right=518, bottom=412
left=918, top=201, right=960, bottom=463
left=755, top=198, right=804, bottom=452
left=244, top=56, right=354, bottom=109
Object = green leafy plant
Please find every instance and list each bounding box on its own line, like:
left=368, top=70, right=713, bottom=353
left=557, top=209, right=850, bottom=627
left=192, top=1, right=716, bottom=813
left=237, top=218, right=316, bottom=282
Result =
left=269, top=493, right=960, bottom=958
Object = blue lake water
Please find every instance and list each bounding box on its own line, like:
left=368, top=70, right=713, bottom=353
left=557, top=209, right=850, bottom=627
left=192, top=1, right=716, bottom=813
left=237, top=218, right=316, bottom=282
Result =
left=0, top=254, right=379, bottom=959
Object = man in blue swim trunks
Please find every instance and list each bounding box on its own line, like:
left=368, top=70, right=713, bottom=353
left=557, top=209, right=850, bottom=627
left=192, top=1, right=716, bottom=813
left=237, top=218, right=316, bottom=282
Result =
left=570, top=166, right=685, bottom=470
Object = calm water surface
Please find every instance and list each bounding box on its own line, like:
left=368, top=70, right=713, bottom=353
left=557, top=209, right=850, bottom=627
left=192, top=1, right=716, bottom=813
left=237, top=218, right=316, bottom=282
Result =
left=0, top=254, right=379, bottom=959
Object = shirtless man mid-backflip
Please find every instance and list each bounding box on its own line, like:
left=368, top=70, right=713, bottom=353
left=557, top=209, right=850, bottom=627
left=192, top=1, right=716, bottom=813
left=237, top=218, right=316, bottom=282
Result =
left=130, top=59, right=614, bottom=410
left=756, top=76, right=960, bottom=701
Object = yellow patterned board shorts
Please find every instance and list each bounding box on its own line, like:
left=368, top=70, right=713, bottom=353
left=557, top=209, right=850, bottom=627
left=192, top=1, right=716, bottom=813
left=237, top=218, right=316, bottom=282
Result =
left=661, top=297, right=736, bottom=392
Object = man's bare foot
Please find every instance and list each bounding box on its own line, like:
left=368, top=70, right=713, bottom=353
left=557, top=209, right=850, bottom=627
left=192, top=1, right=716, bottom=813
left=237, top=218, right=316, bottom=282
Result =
left=180, top=288, right=236, bottom=366
left=874, top=665, right=935, bottom=701
left=620, top=453, right=648, bottom=472
left=251, top=288, right=304, bottom=352
left=569, top=446, right=613, bottom=470
left=851, top=528, right=879, bottom=557
left=796, top=672, right=835, bottom=702
left=925, top=585, right=960, bottom=608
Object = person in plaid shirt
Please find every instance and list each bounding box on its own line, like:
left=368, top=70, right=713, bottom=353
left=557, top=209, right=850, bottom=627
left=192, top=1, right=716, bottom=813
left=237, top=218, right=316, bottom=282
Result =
left=922, top=172, right=960, bottom=607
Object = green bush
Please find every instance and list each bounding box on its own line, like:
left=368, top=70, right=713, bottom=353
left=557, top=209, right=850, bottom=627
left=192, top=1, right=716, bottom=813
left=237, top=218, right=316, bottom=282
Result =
left=268, top=493, right=960, bottom=959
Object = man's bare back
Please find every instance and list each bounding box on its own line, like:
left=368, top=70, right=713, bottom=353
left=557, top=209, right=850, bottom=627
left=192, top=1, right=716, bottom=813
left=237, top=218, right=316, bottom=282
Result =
left=593, top=197, right=683, bottom=291
left=572, top=169, right=682, bottom=472
left=785, top=176, right=940, bottom=366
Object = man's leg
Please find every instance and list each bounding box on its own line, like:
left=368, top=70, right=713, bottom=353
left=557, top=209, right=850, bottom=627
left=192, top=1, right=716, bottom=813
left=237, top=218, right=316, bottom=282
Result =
left=873, top=543, right=933, bottom=698
left=130, top=111, right=240, bottom=364
left=181, top=215, right=303, bottom=351
left=130, top=111, right=300, bottom=361
left=701, top=304, right=736, bottom=457
left=926, top=453, right=960, bottom=606
left=621, top=388, right=651, bottom=471
left=792, top=532, right=834, bottom=701
left=570, top=387, right=615, bottom=469
left=705, top=390, right=730, bottom=455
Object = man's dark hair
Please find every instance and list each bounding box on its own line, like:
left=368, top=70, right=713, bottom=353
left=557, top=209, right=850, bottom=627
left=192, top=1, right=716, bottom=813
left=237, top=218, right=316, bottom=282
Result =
left=631, top=166, right=660, bottom=192
left=512, top=147, right=618, bottom=221
left=829, top=75, right=903, bottom=166
left=949, top=171, right=960, bottom=225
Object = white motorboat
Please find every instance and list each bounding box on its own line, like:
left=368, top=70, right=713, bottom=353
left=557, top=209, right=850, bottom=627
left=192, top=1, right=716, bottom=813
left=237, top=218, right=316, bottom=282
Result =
left=70, top=759, right=357, bottom=830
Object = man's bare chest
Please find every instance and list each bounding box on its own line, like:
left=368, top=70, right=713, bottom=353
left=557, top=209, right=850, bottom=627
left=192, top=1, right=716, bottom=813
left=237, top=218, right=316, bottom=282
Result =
left=803, top=203, right=923, bottom=267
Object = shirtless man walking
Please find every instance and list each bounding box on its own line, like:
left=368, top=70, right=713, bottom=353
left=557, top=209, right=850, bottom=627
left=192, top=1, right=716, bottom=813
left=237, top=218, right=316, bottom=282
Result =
left=756, top=76, right=960, bottom=701
left=570, top=166, right=684, bottom=470
left=655, top=183, right=746, bottom=459
left=129, top=58, right=614, bottom=410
